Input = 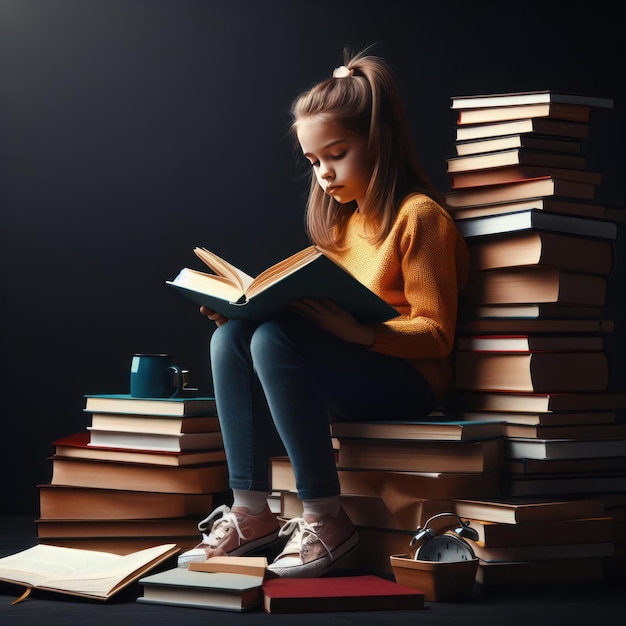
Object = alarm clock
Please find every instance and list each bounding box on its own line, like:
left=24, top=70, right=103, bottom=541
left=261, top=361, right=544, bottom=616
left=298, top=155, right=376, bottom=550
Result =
left=410, top=512, right=479, bottom=562
left=390, top=512, right=479, bottom=602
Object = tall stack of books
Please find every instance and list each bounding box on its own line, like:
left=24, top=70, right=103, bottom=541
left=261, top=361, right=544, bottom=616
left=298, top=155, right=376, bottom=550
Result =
left=444, top=89, right=626, bottom=582
left=37, top=393, right=229, bottom=554
left=270, top=419, right=504, bottom=575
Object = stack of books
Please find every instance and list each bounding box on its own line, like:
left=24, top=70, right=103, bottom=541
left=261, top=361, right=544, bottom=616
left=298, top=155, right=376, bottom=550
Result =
left=444, top=89, right=626, bottom=582
left=36, top=393, right=229, bottom=554
left=270, top=419, right=504, bottom=575
left=453, top=497, right=612, bottom=585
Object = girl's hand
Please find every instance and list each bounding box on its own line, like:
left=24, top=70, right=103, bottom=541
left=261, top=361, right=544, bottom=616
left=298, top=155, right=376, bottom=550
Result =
left=290, top=298, right=375, bottom=346
left=200, top=305, right=230, bottom=327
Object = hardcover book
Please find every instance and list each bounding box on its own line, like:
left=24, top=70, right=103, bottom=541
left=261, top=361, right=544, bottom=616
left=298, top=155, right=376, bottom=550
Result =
left=83, top=394, right=217, bottom=416
left=465, top=230, right=614, bottom=275
left=53, top=432, right=227, bottom=466
left=0, top=543, right=178, bottom=602
left=455, top=351, right=608, bottom=393
left=453, top=497, right=606, bottom=524
left=455, top=118, right=590, bottom=142
left=137, top=567, right=264, bottom=612
left=455, top=102, right=591, bottom=125
left=455, top=209, right=617, bottom=240
left=329, top=419, right=503, bottom=441
left=167, top=244, right=398, bottom=323
left=451, top=91, right=614, bottom=110
left=445, top=176, right=596, bottom=208
left=48, top=455, right=230, bottom=494
left=38, top=484, right=215, bottom=520
left=261, top=574, right=424, bottom=613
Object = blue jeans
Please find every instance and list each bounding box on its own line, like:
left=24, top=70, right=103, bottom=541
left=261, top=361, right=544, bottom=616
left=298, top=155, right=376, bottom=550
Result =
left=210, top=316, right=435, bottom=500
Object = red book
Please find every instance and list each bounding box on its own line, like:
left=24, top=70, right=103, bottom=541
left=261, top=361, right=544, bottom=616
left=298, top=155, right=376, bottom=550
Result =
left=261, top=574, right=425, bottom=613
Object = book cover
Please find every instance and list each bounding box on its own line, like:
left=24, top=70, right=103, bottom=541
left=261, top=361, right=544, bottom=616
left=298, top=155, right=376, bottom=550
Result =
left=455, top=351, right=609, bottom=393
left=453, top=497, right=606, bottom=524
left=167, top=245, right=399, bottom=323
left=457, top=391, right=626, bottom=413
left=466, top=267, right=607, bottom=307
left=53, top=432, right=227, bottom=466
left=455, top=209, right=617, bottom=240
left=451, top=91, right=614, bottom=110
left=447, top=148, right=586, bottom=173
left=455, top=118, right=590, bottom=142
left=48, top=455, right=230, bottom=494
left=330, top=419, right=503, bottom=441
left=261, top=574, right=425, bottom=613
left=465, top=230, right=614, bottom=275
left=454, top=134, right=583, bottom=157
left=459, top=303, right=605, bottom=320
left=461, top=410, right=616, bottom=427
left=0, top=543, right=178, bottom=602
left=87, top=413, right=220, bottom=435
left=469, top=541, right=614, bottom=563
left=445, top=176, right=596, bottom=208
left=505, top=437, right=626, bottom=460
left=456, top=334, right=605, bottom=352
left=456, top=102, right=591, bottom=125
left=450, top=165, right=602, bottom=190
left=83, top=394, right=217, bottom=416
left=38, top=484, right=215, bottom=520
left=86, top=428, right=224, bottom=452
left=35, top=517, right=203, bottom=539
left=336, top=468, right=501, bottom=501
left=468, top=516, right=614, bottom=548
left=456, top=318, right=613, bottom=334
left=137, top=567, right=264, bottom=612
left=337, top=438, right=504, bottom=473
left=448, top=197, right=620, bottom=222
left=188, top=556, right=269, bottom=578
left=504, top=472, right=626, bottom=497
left=505, top=456, right=626, bottom=475
left=502, top=422, right=626, bottom=441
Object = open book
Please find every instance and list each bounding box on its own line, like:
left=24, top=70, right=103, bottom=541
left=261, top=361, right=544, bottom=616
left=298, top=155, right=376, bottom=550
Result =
left=0, top=543, right=178, bottom=602
left=166, top=245, right=399, bottom=323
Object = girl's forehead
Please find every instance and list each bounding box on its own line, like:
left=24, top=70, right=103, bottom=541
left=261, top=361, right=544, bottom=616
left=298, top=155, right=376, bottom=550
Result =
left=296, top=118, right=360, bottom=149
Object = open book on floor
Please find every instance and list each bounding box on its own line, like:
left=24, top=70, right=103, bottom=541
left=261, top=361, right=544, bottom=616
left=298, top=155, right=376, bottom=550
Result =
left=0, top=543, right=178, bottom=602
left=167, top=245, right=399, bottom=323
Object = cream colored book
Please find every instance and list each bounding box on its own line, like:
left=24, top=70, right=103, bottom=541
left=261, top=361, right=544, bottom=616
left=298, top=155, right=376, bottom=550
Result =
left=188, top=556, right=269, bottom=577
left=0, top=543, right=178, bottom=602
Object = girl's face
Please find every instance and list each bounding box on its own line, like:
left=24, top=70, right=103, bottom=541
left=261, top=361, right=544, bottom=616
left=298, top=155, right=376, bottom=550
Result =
left=297, top=117, right=371, bottom=209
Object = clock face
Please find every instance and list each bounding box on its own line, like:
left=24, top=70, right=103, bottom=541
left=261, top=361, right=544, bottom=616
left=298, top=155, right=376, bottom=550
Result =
left=417, top=534, right=475, bottom=562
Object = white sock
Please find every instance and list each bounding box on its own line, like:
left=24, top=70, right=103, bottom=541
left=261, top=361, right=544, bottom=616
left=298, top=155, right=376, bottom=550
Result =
left=302, top=495, right=341, bottom=519
left=231, top=489, right=270, bottom=515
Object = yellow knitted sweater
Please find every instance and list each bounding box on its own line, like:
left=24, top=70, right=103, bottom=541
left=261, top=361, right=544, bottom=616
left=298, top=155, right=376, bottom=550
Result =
left=328, top=193, right=470, bottom=400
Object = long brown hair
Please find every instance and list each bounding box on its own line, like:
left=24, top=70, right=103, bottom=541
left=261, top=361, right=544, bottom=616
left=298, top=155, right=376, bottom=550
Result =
left=291, top=48, right=438, bottom=250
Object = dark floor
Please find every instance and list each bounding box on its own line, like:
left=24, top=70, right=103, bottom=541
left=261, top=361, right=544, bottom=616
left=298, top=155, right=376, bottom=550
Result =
left=1, top=516, right=624, bottom=626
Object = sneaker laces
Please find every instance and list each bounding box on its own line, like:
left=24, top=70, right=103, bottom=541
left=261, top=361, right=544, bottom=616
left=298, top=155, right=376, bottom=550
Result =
left=276, top=516, right=334, bottom=561
left=196, top=504, right=247, bottom=549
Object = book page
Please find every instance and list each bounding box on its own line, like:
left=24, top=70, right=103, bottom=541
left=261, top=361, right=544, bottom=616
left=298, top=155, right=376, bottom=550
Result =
left=169, top=268, right=244, bottom=302
left=194, top=247, right=254, bottom=292
left=246, top=246, right=321, bottom=298
left=0, top=543, right=177, bottom=596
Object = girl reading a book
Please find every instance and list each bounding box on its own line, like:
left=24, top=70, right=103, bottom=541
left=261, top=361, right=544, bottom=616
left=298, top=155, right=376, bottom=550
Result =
left=178, top=49, right=469, bottom=577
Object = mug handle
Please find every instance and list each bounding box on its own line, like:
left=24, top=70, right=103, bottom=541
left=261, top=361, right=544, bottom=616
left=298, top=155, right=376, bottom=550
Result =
left=169, top=365, right=185, bottom=398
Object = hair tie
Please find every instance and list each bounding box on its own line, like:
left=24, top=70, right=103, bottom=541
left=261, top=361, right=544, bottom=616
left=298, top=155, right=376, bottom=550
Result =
left=332, top=65, right=354, bottom=78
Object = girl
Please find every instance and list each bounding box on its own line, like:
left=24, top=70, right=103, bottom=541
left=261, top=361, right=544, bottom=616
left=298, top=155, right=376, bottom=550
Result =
left=178, top=50, right=470, bottom=578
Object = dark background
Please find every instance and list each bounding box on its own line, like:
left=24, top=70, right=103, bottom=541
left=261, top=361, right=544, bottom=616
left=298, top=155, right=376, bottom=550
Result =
left=1, top=0, right=623, bottom=515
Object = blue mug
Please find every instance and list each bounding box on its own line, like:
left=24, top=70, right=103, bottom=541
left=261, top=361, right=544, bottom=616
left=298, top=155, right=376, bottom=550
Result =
left=130, top=354, right=184, bottom=398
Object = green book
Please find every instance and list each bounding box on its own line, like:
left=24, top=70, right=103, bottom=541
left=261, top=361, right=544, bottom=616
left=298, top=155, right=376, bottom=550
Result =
left=137, top=567, right=264, bottom=612
left=166, top=245, right=399, bottom=323
left=84, top=394, right=217, bottom=416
